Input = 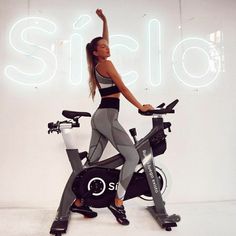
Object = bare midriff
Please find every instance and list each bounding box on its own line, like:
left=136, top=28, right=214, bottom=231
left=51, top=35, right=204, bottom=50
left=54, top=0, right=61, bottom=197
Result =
left=102, top=93, right=121, bottom=99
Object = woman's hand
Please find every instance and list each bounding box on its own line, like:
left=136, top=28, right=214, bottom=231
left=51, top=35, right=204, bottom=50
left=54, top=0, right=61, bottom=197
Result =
left=140, top=104, right=155, bottom=112
left=96, top=9, right=106, bottom=21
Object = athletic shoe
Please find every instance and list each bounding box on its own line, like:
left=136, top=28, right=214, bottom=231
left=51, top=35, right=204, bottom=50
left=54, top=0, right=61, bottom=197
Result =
left=108, top=203, right=130, bottom=225
left=70, top=203, right=97, bottom=218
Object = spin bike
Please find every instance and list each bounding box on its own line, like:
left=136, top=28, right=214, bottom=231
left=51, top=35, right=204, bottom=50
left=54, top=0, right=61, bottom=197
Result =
left=48, top=99, right=180, bottom=235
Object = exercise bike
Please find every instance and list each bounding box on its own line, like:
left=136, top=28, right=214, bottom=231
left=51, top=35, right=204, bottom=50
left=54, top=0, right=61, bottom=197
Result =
left=48, top=99, right=180, bottom=236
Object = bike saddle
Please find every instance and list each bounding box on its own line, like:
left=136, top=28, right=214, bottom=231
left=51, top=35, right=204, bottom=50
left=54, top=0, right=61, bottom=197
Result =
left=62, top=110, right=91, bottom=119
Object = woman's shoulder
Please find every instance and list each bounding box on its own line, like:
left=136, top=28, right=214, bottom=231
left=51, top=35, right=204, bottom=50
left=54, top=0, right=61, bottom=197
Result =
left=97, top=60, right=112, bottom=67
left=102, top=60, right=113, bottom=66
left=97, top=60, right=115, bottom=72
left=104, top=60, right=116, bottom=71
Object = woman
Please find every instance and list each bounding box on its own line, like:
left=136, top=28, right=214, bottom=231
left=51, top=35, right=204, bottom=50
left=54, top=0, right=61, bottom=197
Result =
left=71, top=9, right=154, bottom=225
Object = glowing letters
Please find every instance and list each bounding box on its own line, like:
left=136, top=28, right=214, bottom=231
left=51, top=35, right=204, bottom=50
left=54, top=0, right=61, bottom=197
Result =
left=5, top=17, right=57, bottom=85
left=70, top=15, right=92, bottom=85
left=5, top=16, right=222, bottom=87
left=148, top=19, right=161, bottom=86
left=172, top=38, right=221, bottom=87
left=110, top=34, right=139, bottom=86
left=73, top=14, right=91, bottom=30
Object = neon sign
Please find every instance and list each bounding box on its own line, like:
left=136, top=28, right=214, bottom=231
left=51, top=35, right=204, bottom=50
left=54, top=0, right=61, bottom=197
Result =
left=5, top=17, right=57, bottom=85
left=172, top=38, right=221, bottom=87
left=110, top=34, right=139, bottom=86
left=148, top=19, right=161, bottom=86
left=5, top=16, right=222, bottom=87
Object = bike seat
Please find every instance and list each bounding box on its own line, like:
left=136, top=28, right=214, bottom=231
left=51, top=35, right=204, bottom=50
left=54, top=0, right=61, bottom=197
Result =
left=62, top=110, right=91, bottom=119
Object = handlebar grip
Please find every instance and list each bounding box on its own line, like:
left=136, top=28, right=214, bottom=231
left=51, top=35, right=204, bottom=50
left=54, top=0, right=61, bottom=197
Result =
left=157, top=103, right=165, bottom=108
left=139, top=109, right=173, bottom=115
left=166, top=99, right=179, bottom=110
left=138, top=99, right=179, bottom=116
left=138, top=109, right=154, bottom=116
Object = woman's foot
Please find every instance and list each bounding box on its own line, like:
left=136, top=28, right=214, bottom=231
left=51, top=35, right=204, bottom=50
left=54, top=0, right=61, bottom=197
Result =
left=70, top=200, right=97, bottom=218
left=108, top=199, right=129, bottom=225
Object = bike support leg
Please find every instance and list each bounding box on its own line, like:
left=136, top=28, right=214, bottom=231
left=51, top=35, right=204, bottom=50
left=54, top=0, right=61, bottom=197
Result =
left=138, top=140, right=179, bottom=231
left=50, top=149, right=83, bottom=235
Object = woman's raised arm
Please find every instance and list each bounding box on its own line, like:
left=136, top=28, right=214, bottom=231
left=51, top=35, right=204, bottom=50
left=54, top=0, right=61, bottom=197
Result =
left=96, top=9, right=109, bottom=44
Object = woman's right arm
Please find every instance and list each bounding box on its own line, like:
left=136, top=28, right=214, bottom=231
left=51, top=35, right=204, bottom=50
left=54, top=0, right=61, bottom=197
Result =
left=106, top=60, right=153, bottom=111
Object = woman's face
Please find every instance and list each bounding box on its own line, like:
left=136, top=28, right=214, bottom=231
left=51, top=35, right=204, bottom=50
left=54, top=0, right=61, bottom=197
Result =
left=93, top=39, right=110, bottom=59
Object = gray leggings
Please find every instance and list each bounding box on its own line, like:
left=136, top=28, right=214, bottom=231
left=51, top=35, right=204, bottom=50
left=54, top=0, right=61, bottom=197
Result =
left=87, top=108, right=139, bottom=200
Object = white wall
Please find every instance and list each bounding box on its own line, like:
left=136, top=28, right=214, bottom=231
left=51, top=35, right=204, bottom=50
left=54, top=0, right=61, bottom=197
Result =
left=0, top=0, right=236, bottom=208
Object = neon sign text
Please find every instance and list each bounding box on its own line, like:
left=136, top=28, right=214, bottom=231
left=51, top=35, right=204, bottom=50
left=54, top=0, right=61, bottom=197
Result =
left=5, top=16, right=221, bottom=87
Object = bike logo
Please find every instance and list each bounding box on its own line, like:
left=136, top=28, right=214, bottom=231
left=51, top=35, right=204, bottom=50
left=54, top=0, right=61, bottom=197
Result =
left=87, top=177, right=118, bottom=196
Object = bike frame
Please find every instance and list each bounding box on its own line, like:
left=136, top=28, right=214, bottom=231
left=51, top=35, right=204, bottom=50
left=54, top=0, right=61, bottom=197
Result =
left=49, top=99, right=180, bottom=234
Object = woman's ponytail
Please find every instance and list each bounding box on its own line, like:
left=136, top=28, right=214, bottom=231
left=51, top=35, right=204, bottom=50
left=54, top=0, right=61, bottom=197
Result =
left=86, top=37, right=103, bottom=100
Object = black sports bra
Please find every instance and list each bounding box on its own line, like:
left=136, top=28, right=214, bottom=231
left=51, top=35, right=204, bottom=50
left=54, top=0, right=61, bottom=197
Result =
left=94, top=65, right=120, bottom=97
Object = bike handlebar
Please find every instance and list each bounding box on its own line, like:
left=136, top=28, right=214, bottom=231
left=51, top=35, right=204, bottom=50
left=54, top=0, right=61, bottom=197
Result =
left=138, top=99, right=179, bottom=116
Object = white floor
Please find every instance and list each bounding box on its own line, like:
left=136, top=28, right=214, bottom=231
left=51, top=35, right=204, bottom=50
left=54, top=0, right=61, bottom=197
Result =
left=1, top=200, right=236, bottom=236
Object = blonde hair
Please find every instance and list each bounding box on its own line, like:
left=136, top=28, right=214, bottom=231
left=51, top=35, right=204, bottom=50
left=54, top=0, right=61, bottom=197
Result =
left=86, top=37, right=103, bottom=100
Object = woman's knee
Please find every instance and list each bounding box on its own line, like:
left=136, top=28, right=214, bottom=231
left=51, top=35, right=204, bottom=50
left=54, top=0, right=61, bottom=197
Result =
left=123, top=147, right=139, bottom=165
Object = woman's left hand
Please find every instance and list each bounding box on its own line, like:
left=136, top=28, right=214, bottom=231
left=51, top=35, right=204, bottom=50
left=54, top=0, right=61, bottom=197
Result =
left=96, top=9, right=106, bottom=21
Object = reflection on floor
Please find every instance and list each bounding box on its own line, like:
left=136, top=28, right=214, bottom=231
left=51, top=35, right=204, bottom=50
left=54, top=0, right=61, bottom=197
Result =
left=0, top=199, right=236, bottom=236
